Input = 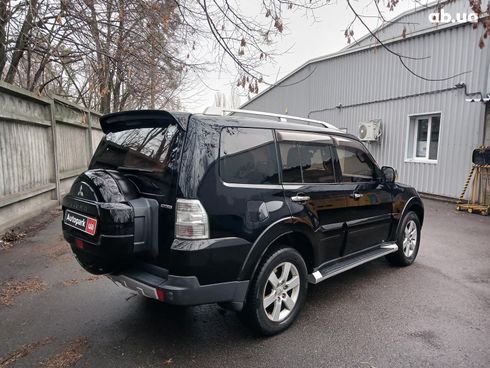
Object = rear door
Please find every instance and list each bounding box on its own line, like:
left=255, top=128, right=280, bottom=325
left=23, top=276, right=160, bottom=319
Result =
left=204, top=126, right=291, bottom=240
left=332, top=136, right=393, bottom=255
left=277, top=130, right=348, bottom=265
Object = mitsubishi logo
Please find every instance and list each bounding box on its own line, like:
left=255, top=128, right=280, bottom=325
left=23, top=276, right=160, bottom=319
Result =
left=77, top=185, right=84, bottom=197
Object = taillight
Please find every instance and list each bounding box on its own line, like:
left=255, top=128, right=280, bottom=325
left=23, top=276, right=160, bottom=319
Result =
left=175, top=199, right=209, bottom=240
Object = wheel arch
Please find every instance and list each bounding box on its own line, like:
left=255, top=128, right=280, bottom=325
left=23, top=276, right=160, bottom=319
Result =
left=266, top=232, right=315, bottom=273
left=396, top=196, right=424, bottom=235
left=237, top=218, right=317, bottom=282
left=409, top=202, right=424, bottom=227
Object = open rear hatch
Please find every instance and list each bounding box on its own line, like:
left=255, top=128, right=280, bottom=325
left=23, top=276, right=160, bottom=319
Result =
left=62, top=110, right=186, bottom=274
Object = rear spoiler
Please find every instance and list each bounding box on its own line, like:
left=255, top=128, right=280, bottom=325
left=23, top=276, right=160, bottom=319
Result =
left=99, top=110, right=190, bottom=134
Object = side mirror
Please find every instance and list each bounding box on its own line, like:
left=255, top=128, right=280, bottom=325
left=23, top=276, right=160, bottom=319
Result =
left=381, top=166, right=396, bottom=183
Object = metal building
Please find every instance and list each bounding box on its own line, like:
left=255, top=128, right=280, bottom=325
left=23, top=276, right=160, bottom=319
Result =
left=241, top=1, right=490, bottom=199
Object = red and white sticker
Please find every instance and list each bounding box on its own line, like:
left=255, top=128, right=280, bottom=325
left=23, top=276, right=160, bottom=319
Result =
left=64, top=210, right=98, bottom=236
left=85, top=217, right=97, bottom=236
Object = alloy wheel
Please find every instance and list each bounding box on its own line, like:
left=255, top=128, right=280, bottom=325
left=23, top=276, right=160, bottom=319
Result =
left=262, top=262, right=301, bottom=322
left=403, top=220, right=418, bottom=257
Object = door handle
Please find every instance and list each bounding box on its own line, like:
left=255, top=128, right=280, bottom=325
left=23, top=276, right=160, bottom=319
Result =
left=350, top=192, right=364, bottom=200
left=291, top=195, right=311, bottom=203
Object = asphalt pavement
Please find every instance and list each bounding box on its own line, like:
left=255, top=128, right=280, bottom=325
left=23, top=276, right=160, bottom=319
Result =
left=0, top=199, right=489, bottom=367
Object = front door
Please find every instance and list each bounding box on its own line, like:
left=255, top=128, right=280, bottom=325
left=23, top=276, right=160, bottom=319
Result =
left=332, top=136, right=393, bottom=256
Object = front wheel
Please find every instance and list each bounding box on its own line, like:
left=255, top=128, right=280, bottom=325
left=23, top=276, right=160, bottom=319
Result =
left=386, top=211, right=421, bottom=266
left=240, top=247, right=308, bottom=335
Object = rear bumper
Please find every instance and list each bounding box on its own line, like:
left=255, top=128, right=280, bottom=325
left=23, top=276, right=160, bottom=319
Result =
left=107, top=263, right=249, bottom=308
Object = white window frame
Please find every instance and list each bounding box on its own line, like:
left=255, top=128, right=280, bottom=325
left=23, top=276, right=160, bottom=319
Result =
left=405, top=112, right=441, bottom=164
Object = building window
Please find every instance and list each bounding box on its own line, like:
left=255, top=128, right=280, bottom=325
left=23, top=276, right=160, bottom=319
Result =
left=407, top=114, right=440, bottom=162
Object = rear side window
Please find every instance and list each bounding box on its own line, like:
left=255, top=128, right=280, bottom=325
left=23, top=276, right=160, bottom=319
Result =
left=219, top=128, right=279, bottom=184
left=279, top=142, right=335, bottom=184
left=335, top=140, right=376, bottom=182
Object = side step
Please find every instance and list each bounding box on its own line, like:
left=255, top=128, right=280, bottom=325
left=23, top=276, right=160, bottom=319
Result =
left=308, top=243, right=398, bottom=284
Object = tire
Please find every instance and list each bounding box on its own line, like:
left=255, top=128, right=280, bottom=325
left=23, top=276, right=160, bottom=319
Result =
left=240, top=247, right=308, bottom=336
left=386, top=211, right=421, bottom=267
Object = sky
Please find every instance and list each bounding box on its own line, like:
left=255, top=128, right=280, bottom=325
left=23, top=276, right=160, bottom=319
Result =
left=183, top=0, right=425, bottom=113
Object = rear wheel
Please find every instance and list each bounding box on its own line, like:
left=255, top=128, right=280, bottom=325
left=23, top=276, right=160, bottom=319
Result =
left=240, top=247, right=308, bottom=335
left=386, top=211, right=421, bottom=266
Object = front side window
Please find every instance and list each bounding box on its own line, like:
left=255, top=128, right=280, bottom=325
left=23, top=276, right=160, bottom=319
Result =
left=279, top=141, right=335, bottom=184
left=335, top=139, right=376, bottom=182
left=407, top=114, right=440, bottom=161
left=219, top=128, right=279, bottom=184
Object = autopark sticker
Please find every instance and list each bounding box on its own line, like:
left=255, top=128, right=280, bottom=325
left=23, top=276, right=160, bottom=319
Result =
left=64, top=210, right=97, bottom=236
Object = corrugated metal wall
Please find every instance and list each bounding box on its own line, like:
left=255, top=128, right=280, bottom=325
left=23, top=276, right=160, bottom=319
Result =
left=348, top=1, right=476, bottom=49
left=0, top=82, right=102, bottom=232
left=242, top=9, right=490, bottom=198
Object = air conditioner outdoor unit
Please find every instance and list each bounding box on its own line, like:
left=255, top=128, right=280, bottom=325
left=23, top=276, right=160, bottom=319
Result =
left=358, top=119, right=382, bottom=142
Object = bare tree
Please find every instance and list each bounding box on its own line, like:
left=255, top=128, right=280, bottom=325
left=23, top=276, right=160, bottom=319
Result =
left=0, top=0, right=189, bottom=112
left=0, top=0, right=9, bottom=75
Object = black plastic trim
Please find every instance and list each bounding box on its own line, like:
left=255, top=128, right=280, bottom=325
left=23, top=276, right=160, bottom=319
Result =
left=108, top=263, right=249, bottom=306
left=396, top=196, right=424, bottom=234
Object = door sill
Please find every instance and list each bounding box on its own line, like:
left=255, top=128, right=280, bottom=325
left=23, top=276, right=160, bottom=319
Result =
left=308, top=243, right=398, bottom=284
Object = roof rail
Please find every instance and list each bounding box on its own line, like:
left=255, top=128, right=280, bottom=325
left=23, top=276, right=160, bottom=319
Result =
left=203, top=107, right=338, bottom=130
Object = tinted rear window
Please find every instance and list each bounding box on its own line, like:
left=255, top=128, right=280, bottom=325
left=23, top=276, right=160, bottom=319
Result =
left=219, top=128, right=279, bottom=185
left=90, top=126, right=181, bottom=195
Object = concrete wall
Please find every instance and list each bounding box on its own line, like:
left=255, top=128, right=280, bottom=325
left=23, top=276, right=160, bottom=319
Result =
left=0, top=82, right=102, bottom=232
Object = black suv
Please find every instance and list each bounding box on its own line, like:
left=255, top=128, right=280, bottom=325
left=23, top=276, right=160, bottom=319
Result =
left=62, top=109, right=424, bottom=335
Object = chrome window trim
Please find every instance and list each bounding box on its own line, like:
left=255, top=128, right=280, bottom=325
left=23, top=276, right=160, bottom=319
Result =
left=221, top=181, right=283, bottom=189
left=282, top=182, right=338, bottom=188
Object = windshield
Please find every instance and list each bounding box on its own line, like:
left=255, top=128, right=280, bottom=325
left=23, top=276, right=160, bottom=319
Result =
left=90, top=126, right=181, bottom=196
